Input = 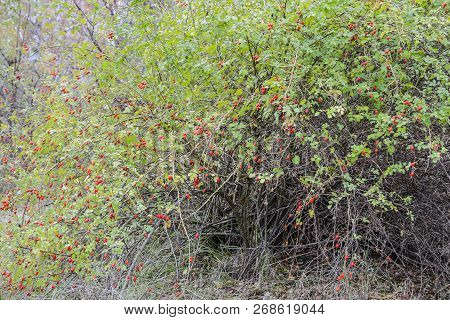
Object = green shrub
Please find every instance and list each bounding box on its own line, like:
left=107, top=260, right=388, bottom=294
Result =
left=0, top=0, right=448, bottom=298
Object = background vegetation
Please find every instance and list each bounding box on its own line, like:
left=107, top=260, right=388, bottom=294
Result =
left=0, top=0, right=448, bottom=299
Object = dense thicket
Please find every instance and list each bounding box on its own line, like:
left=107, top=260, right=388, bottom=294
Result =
left=0, top=0, right=448, bottom=299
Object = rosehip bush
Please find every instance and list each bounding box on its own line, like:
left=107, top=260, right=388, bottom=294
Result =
left=0, top=0, right=448, bottom=298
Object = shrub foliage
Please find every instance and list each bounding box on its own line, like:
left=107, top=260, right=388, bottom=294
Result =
left=0, top=0, right=449, bottom=298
